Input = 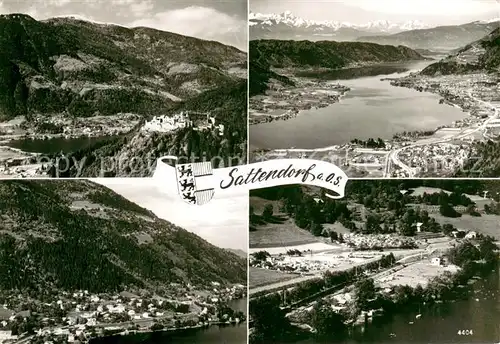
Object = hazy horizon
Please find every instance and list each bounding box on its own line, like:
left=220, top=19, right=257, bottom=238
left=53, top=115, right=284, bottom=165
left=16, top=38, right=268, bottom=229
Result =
left=94, top=178, right=248, bottom=252
left=251, top=0, right=500, bottom=26
left=0, top=0, right=247, bottom=51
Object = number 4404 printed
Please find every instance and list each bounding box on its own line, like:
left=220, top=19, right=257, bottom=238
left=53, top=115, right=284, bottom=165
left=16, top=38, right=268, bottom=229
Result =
left=457, top=330, right=473, bottom=336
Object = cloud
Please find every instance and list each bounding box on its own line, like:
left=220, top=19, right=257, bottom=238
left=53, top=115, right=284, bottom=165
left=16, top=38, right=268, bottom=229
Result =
left=349, top=0, right=499, bottom=16
left=43, top=0, right=72, bottom=7
left=128, top=6, right=246, bottom=50
left=129, top=0, right=154, bottom=17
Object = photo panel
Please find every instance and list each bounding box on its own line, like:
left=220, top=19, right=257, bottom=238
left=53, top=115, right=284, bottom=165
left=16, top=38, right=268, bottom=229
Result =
left=0, top=178, right=248, bottom=343
left=249, top=180, right=500, bottom=344
left=0, top=0, right=248, bottom=178
left=249, top=0, right=500, bottom=178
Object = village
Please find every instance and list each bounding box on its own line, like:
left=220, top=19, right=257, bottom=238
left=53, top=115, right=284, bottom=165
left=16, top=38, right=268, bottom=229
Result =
left=249, top=77, right=350, bottom=125
left=0, top=282, right=246, bottom=343
left=0, top=114, right=140, bottom=142
left=251, top=71, right=500, bottom=178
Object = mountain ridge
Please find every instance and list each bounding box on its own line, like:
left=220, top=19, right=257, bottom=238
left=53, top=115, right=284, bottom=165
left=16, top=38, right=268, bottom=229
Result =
left=0, top=180, right=246, bottom=294
left=0, top=13, right=246, bottom=121
left=420, top=27, right=500, bottom=75
left=356, top=20, right=500, bottom=51
left=250, top=11, right=430, bottom=34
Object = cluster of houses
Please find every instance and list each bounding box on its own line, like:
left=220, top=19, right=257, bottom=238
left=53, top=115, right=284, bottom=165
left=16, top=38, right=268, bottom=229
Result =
left=142, top=111, right=224, bottom=136
left=341, top=233, right=417, bottom=250
left=0, top=283, right=246, bottom=343
left=397, top=143, right=469, bottom=177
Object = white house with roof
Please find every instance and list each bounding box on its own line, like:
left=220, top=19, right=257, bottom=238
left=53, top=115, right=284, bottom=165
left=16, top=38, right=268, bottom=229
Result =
left=431, top=257, right=441, bottom=266
left=465, top=231, right=477, bottom=239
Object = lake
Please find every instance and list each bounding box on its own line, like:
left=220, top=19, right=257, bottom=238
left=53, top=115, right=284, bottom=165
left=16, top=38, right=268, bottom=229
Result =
left=4, top=135, right=117, bottom=154
left=91, top=298, right=247, bottom=344
left=292, top=266, right=500, bottom=344
left=250, top=61, right=468, bottom=150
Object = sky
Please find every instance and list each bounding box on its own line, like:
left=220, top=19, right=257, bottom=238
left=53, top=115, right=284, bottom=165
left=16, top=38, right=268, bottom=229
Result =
left=0, top=0, right=247, bottom=50
left=251, top=0, right=500, bottom=25
left=94, top=178, right=248, bottom=252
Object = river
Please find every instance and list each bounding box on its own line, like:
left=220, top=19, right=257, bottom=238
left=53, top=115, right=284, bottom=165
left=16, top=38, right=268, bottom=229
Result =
left=3, top=136, right=115, bottom=154
left=250, top=60, right=469, bottom=150
left=293, top=266, right=500, bottom=344
left=91, top=298, right=247, bottom=344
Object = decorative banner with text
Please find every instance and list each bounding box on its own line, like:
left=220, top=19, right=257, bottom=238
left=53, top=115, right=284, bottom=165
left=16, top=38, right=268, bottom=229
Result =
left=153, top=156, right=348, bottom=205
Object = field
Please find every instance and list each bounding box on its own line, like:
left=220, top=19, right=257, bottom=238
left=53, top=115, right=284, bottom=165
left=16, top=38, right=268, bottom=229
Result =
left=250, top=196, right=283, bottom=214
left=375, top=261, right=459, bottom=288
left=431, top=213, right=500, bottom=240
left=323, top=222, right=352, bottom=235
left=249, top=267, right=299, bottom=289
left=410, top=186, right=488, bottom=203
left=250, top=196, right=322, bottom=248
left=249, top=242, right=341, bottom=255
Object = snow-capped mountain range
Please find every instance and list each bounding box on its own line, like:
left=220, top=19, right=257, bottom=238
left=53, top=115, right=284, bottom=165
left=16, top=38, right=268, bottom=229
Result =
left=249, top=11, right=430, bottom=34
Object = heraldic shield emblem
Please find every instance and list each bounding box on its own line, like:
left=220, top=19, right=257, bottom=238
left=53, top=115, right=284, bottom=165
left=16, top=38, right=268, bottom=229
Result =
left=175, top=161, right=215, bottom=205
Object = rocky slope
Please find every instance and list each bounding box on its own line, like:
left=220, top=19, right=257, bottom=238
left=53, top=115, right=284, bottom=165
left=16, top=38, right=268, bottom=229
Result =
left=421, top=27, right=500, bottom=75
left=0, top=14, right=246, bottom=121
left=357, top=20, right=500, bottom=51
left=0, top=180, right=246, bottom=293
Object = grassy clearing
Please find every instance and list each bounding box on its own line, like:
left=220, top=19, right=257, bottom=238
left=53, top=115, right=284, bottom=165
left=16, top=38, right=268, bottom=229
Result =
left=323, top=222, right=352, bottom=235
left=431, top=214, right=500, bottom=239
left=410, top=186, right=488, bottom=202
left=250, top=217, right=322, bottom=248
left=249, top=267, right=299, bottom=289
left=250, top=196, right=322, bottom=248
left=376, top=261, right=456, bottom=289
left=250, top=196, right=283, bottom=214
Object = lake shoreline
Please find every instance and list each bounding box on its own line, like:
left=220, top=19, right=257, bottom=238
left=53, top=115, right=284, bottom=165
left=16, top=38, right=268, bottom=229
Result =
left=89, top=319, right=247, bottom=343
left=248, top=63, right=415, bottom=126
left=250, top=70, right=498, bottom=179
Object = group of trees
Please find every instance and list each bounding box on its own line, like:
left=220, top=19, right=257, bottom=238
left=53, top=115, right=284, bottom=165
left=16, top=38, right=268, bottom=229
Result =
left=252, top=179, right=497, bottom=240
left=250, top=254, right=397, bottom=342
left=350, top=137, right=386, bottom=149
left=249, top=294, right=291, bottom=344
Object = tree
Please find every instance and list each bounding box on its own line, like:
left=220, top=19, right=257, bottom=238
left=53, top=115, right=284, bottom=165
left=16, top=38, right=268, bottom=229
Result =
left=439, top=203, right=462, bottom=218
left=311, top=222, right=324, bottom=237
left=151, top=322, right=164, bottom=331
left=354, top=278, right=376, bottom=310
left=400, top=223, right=416, bottom=236
left=338, top=233, right=344, bottom=243
left=252, top=251, right=270, bottom=261
left=262, top=204, right=274, bottom=220
left=330, top=231, right=338, bottom=242
left=250, top=295, right=290, bottom=340
left=466, top=204, right=481, bottom=216
left=442, top=223, right=455, bottom=236
left=311, top=302, right=346, bottom=338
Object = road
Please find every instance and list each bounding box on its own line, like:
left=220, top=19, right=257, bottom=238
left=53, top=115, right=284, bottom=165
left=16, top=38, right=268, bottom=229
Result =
left=249, top=273, right=322, bottom=297
left=383, top=90, right=499, bottom=178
